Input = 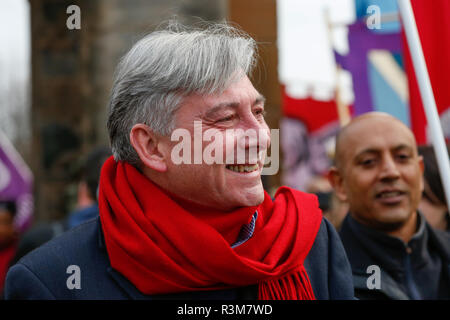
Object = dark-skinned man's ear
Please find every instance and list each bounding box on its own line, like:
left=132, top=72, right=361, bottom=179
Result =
left=327, top=167, right=348, bottom=202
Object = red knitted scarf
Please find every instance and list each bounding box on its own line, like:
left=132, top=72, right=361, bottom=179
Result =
left=98, top=156, right=322, bottom=299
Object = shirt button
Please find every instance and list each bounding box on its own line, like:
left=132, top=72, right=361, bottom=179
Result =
left=406, top=247, right=412, bottom=254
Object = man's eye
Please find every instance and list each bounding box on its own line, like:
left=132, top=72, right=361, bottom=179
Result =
left=360, top=159, right=375, bottom=166
left=254, top=109, right=266, bottom=117
left=218, top=115, right=235, bottom=123
left=396, top=154, right=411, bottom=161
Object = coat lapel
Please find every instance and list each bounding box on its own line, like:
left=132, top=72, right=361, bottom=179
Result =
left=96, top=218, right=151, bottom=300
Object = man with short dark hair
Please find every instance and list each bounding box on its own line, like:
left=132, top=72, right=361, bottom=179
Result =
left=5, top=22, right=354, bottom=300
left=328, top=112, right=450, bottom=299
left=66, top=146, right=112, bottom=229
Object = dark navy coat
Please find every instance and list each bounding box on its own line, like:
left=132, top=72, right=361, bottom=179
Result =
left=5, top=217, right=354, bottom=300
left=339, top=213, right=450, bottom=300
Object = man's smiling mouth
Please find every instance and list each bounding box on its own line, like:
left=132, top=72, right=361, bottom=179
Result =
left=225, top=164, right=259, bottom=173
left=375, top=189, right=407, bottom=204
left=376, top=190, right=405, bottom=199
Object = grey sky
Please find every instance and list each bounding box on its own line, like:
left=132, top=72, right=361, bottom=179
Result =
left=0, top=0, right=30, bottom=143
left=0, top=0, right=30, bottom=87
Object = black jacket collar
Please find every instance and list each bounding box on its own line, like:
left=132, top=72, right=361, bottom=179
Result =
left=343, top=212, right=429, bottom=273
left=340, top=212, right=450, bottom=299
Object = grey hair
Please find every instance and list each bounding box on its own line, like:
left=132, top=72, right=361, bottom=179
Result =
left=107, top=21, right=258, bottom=166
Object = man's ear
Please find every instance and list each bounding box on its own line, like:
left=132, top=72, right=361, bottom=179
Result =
left=418, top=154, right=425, bottom=192
left=129, top=124, right=168, bottom=172
left=327, top=166, right=348, bottom=202
left=418, top=155, right=424, bottom=173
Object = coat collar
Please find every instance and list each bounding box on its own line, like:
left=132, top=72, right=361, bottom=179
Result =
left=343, top=212, right=430, bottom=273
left=96, top=217, right=151, bottom=300
left=340, top=212, right=450, bottom=299
left=96, top=216, right=258, bottom=300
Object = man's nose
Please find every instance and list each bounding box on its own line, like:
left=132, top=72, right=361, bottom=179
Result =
left=234, top=116, right=270, bottom=163
left=241, top=116, right=270, bottom=148
left=379, top=155, right=401, bottom=180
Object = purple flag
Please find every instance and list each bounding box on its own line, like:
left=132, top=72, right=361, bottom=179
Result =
left=335, top=21, right=403, bottom=115
left=0, top=130, right=33, bottom=231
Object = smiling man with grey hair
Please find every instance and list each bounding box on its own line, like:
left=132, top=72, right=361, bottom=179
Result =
left=5, top=22, right=354, bottom=300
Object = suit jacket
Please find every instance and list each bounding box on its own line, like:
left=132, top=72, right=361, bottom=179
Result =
left=5, top=217, right=354, bottom=300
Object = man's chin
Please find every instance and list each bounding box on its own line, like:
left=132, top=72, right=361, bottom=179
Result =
left=236, top=187, right=266, bottom=207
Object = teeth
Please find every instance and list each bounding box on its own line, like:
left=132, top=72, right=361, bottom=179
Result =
left=380, top=191, right=401, bottom=198
left=226, top=164, right=259, bottom=173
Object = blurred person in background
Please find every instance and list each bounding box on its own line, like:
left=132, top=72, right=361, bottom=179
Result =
left=66, top=146, right=112, bottom=229
left=417, top=145, right=450, bottom=232
left=329, top=112, right=450, bottom=299
left=322, top=193, right=349, bottom=231
left=306, top=174, right=349, bottom=230
left=10, top=146, right=111, bottom=265
left=0, top=200, right=18, bottom=297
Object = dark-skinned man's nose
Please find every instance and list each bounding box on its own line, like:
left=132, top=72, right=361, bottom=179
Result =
left=379, top=154, right=401, bottom=181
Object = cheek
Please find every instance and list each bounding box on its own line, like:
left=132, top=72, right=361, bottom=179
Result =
left=343, top=174, right=375, bottom=208
left=260, top=127, right=271, bottom=149
left=405, top=169, right=424, bottom=199
left=346, top=173, right=372, bottom=195
left=222, top=132, right=236, bottom=163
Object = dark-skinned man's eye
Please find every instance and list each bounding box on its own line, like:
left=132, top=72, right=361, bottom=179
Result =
left=361, top=159, right=375, bottom=166
left=396, top=154, right=411, bottom=162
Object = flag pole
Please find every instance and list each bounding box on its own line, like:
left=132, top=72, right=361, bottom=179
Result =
left=323, top=7, right=351, bottom=127
left=397, top=0, right=450, bottom=209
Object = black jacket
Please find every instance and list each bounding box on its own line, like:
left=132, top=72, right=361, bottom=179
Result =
left=5, top=217, right=354, bottom=300
left=339, top=212, right=450, bottom=299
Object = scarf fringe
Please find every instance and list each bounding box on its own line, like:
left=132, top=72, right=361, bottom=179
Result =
left=258, top=266, right=316, bottom=300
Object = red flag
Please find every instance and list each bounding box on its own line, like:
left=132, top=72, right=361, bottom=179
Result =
left=281, top=87, right=339, bottom=133
left=402, top=0, right=450, bottom=144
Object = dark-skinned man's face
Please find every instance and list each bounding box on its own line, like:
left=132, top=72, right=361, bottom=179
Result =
left=331, top=115, right=424, bottom=231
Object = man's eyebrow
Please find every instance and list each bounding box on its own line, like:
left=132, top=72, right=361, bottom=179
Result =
left=204, top=95, right=266, bottom=117
left=354, top=144, right=415, bottom=159
left=354, top=148, right=379, bottom=159
left=254, top=95, right=266, bottom=106
left=392, top=144, right=414, bottom=152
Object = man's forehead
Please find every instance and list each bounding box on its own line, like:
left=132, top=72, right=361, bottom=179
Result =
left=354, top=144, right=415, bottom=158
left=205, top=94, right=265, bottom=113
left=337, top=114, right=417, bottom=160
left=203, top=79, right=263, bottom=106
left=179, top=78, right=264, bottom=115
